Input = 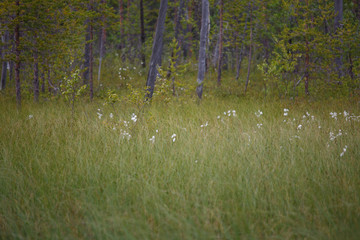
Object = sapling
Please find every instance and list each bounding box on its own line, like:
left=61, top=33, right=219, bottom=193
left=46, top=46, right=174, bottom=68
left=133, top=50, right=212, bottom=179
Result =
left=60, top=68, right=87, bottom=116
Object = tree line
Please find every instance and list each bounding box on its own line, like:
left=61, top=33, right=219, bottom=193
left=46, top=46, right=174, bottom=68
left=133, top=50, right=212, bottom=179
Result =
left=0, top=0, right=359, bottom=107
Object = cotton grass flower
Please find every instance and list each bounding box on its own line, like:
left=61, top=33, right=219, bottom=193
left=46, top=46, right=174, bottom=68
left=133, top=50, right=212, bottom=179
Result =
left=171, top=134, right=177, bottom=142
left=284, top=108, right=289, bottom=116
left=149, top=136, right=155, bottom=144
left=131, top=113, right=137, bottom=123
left=340, top=145, right=348, bottom=157
left=255, top=110, right=263, bottom=117
left=28, top=115, right=33, bottom=119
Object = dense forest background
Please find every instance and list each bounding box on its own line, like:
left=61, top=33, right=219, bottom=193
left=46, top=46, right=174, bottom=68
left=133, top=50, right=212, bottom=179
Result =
left=0, top=0, right=359, bottom=106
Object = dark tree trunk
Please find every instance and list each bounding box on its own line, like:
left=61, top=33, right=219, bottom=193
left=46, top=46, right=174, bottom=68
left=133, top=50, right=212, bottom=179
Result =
left=196, top=0, right=209, bottom=99
left=119, top=0, right=124, bottom=53
left=33, top=52, right=39, bottom=102
left=334, top=0, right=344, bottom=78
left=89, top=11, right=94, bottom=100
left=145, top=0, right=168, bottom=99
left=140, top=0, right=146, bottom=68
left=41, top=68, right=45, bottom=93
left=98, top=0, right=106, bottom=85
left=1, top=30, right=8, bottom=90
left=83, top=24, right=90, bottom=84
left=236, top=15, right=248, bottom=82
left=15, top=0, right=21, bottom=107
left=244, top=2, right=253, bottom=94
left=217, top=0, right=224, bottom=86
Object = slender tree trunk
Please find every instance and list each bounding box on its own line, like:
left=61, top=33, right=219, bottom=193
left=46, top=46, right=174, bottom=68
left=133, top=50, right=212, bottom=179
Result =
left=127, top=0, right=132, bottom=62
left=196, top=0, right=209, bottom=99
left=186, top=0, right=193, bottom=58
left=145, top=0, right=168, bottom=99
left=89, top=6, right=94, bottom=100
left=41, top=67, right=45, bottom=93
left=217, top=0, right=224, bottom=86
left=15, top=0, right=21, bottom=107
left=334, top=0, right=344, bottom=78
left=244, top=3, right=253, bottom=94
left=304, top=0, right=310, bottom=95
left=33, top=52, right=39, bottom=102
left=83, top=24, right=90, bottom=84
left=140, top=0, right=146, bottom=68
left=236, top=15, right=248, bottom=81
left=1, top=32, right=7, bottom=90
left=98, top=0, right=106, bottom=85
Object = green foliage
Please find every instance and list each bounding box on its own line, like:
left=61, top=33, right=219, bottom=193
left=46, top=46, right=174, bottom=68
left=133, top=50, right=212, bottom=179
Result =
left=60, top=68, right=87, bottom=113
left=258, top=37, right=302, bottom=97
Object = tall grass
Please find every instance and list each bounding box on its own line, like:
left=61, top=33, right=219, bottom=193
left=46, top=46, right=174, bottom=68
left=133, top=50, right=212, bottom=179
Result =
left=0, top=97, right=359, bottom=239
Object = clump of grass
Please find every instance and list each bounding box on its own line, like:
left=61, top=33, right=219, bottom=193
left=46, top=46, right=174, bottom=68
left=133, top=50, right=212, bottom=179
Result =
left=0, top=97, right=359, bottom=239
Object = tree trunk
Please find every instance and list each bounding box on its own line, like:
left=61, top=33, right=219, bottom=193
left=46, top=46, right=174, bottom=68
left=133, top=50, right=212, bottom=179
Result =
left=33, top=52, right=39, bottom=102
left=98, top=0, right=106, bottom=85
left=145, top=0, right=168, bottom=99
left=334, top=0, right=344, bottom=78
left=89, top=9, right=94, bottom=100
left=244, top=3, right=253, bottom=94
left=83, top=24, right=90, bottom=84
left=15, top=0, right=21, bottom=107
left=140, top=0, right=146, bottom=68
left=1, top=32, right=7, bottom=90
left=236, top=15, right=248, bottom=82
left=196, top=0, right=209, bottom=99
left=217, top=0, right=224, bottom=86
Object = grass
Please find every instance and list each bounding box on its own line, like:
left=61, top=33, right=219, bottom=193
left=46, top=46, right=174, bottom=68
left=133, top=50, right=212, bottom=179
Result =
left=0, top=94, right=360, bottom=239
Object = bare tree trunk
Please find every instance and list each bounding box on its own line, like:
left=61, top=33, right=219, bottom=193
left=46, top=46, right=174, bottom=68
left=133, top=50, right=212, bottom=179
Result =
left=83, top=24, right=90, bottom=84
left=89, top=8, right=94, bottom=101
left=334, top=0, right=344, bottom=78
left=33, top=52, right=39, bottom=102
left=244, top=3, right=253, bottom=94
left=140, top=0, right=146, bottom=68
left=1, top=32, right=7, bottom=90
left=15, top=0, right=21, bottom=108
left=196, top=0, right=209, bottom=99
left=236, top=15, right=248, bottom=82
left=145, top=0, right=168, bottom=99
left=98, top=0, right=106, bottom=85
left=217, top=0, right=224, bottom=86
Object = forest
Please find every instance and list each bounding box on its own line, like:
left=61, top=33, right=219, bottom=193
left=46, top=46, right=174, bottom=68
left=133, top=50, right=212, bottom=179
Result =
left=0, top=0, right=360, bottom=239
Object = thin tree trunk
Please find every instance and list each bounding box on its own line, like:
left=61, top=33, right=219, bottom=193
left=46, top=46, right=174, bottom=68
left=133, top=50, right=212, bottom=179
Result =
left=1, top=32, right=7, bottom=90
left=140, top=0, right=146, bottom=68
left=89, top=6, right=94, bottom=101
left=217, top=0, right=224, bottom=86
left=145, top=0, right=168, bottom=99
left=236, top=15, right=248, bottom=81
left=83, top=24, right=90, bottom=84
left=244, top=3, right=253, bottom=94
left=33, top=51, right=39, bottom=102
left=334, top=0, right=344, bottom=78
left=15, top=0, right=21, bottom=107
left=98, top=0, right=106, bottom=85
left=196, top=0, right=209, bottom=99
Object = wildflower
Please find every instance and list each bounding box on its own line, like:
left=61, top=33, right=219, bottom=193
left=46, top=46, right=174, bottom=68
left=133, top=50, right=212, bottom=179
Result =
left=257, top=123, right=263, bottom=129
left=340, top=145, right=348, bottom=157
left=149, top=136, right=155, bottom=144
left=112, top=127, right=116, bottom=131
left=156, top=129, right=159, bottom=133
left=297, top=124, right=302, bottom=130
left=171, top=134, right=177, bottom=142
left=97, top=112, right=103, bottom=119
left=255, top=110, right=263, bottom=118
left=131, top=113, right=137, bottom=123
left=28, top=115, right=33, bottom=119
left=330, top=112, right=338, bottom=120
left=110, top=113, right=114, bottom=119
left=217, top=115, right=221, bottom=119
left=284, top=108, right=289, bottom=116
left=200, top=122, right=209, bottom=128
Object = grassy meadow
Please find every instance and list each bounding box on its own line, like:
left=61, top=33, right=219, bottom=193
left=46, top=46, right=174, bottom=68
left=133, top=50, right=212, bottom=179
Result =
left=0, top=92, right=360, bottom=239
